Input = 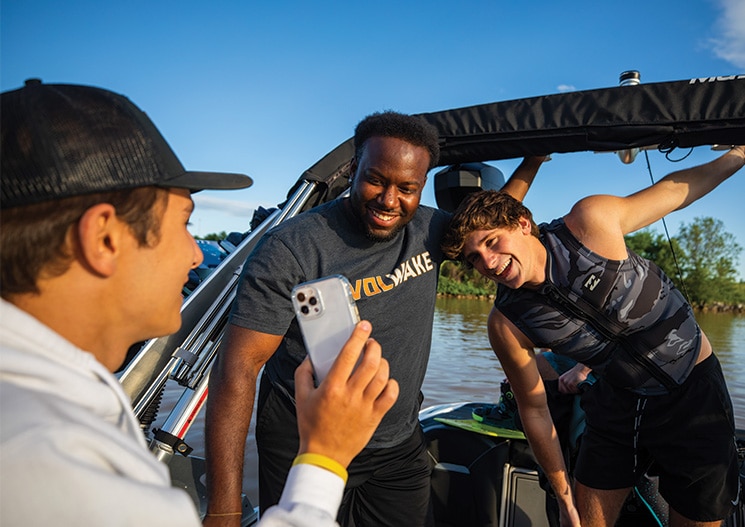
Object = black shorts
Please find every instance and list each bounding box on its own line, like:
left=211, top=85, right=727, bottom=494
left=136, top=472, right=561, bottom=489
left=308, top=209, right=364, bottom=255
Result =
left=574, top=354, right=740, bottom=522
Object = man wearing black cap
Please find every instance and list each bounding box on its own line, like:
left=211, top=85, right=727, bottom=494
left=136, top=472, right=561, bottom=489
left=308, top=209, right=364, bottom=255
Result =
left=0, top=78, right=252, bottom=526
left=0, top=80, right=398, bottom=526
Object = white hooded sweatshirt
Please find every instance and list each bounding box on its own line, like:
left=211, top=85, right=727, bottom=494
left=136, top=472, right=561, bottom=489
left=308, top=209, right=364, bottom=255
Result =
left=0, top=299, right=344, bottom=527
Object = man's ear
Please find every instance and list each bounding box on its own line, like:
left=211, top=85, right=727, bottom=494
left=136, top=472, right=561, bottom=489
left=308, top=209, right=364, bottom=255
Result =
left=76, top=203, right=122, bottom=277
left=518, top=216, right=532, bottom=234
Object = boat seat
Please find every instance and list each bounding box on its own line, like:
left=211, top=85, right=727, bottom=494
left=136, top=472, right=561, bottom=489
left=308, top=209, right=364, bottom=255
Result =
left=424, top=408, right=540, bottom=527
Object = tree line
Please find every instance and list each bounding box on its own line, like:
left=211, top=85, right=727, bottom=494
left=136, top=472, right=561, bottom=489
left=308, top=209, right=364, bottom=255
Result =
left=624, top=217, right=744, bottom=308
left=198, top=216, right=745, bottom=309
left=438, top=216, right=745, bottom=309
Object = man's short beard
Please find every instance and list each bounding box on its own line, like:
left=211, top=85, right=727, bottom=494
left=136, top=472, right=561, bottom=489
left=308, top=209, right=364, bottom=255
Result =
left=347, top=195, right=403, bottom=242
left=364, top=224, right=403, bottom=243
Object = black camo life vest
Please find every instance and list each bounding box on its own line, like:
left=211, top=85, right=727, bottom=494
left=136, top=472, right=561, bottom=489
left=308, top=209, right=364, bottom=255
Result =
left=495, top=218, right=701, bottom=395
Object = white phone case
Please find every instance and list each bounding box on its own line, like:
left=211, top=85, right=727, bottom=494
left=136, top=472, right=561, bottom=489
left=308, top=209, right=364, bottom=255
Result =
left=291, top=275, right=361, bottom=383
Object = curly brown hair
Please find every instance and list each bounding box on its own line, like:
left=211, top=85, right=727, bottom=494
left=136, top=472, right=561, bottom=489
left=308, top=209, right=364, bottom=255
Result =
left=441, top=190, right=540, bottom=262
left=1, top=186, right=168, bottom=298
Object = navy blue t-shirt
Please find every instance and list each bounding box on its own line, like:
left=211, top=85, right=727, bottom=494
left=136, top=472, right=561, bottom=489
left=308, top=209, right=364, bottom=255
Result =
left=230, top=198, right=450, bottom=447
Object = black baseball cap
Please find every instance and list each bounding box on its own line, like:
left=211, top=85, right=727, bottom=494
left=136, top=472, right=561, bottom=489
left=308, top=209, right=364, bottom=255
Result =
left=1, top=79, right=253, bottom=208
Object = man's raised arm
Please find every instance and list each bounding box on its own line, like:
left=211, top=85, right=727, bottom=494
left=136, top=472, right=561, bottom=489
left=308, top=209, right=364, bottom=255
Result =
left=500, top=156, right=548, bottom=202
left=620, top=145, right=744, bottom=234
left=564, top=146, right=744, bottom=259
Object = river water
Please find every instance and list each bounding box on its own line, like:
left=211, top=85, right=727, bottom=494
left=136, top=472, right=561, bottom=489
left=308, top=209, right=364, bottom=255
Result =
left=423, top=297, right=745, bottom=427
left=165, top=297, right=745, bottom=505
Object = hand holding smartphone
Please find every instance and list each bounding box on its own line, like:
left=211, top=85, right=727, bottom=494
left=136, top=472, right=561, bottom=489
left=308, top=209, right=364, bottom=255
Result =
left=292, top=275, right=361, bottom=383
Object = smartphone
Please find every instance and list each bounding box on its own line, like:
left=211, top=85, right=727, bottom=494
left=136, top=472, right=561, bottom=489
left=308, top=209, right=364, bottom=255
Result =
left=291, top=275, right=361, bottom=383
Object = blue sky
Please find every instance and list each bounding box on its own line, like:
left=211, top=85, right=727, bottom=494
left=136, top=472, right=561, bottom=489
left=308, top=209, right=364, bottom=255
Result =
left=3, top=0, right=745, bottom=277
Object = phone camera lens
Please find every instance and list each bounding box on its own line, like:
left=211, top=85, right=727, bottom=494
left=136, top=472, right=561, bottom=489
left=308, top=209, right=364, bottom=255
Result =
left=301, top=305, right=309, bottom=315
left=309, top=296, right=317, bottom=306
left=296, top=292, right=306, bottom=302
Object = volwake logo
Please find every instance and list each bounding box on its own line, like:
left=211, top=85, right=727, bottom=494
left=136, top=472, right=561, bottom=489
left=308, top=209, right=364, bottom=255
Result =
left=350, top=251, right=434, bottom=300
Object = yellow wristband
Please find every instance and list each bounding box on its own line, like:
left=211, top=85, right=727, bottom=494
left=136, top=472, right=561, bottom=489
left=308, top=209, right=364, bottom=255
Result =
left=292, top=453, right=348, bottom=484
